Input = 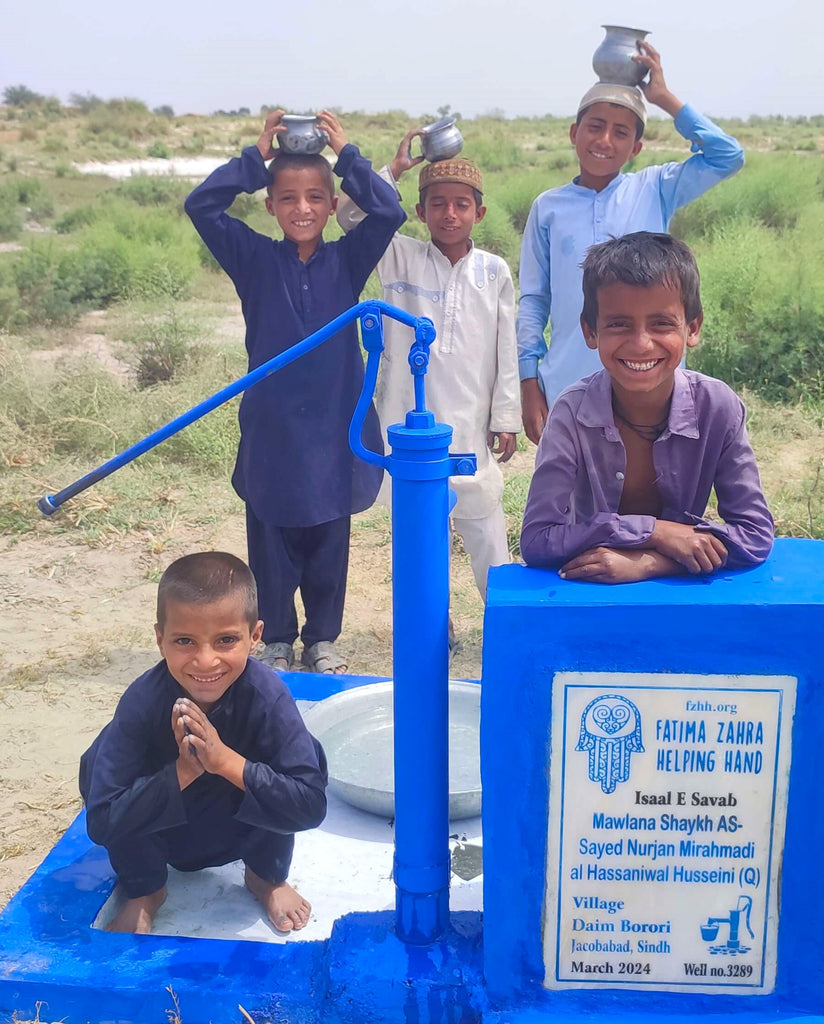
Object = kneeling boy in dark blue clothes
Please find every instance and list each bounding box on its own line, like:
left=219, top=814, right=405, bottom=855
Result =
left=80, top=552, right=327, bottom=935
left=185, top=110, right=405, bottom=676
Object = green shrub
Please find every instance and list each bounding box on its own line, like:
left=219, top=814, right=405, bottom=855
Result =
left=462, top=129, right=522, bottom=173
left=5, top=207, right=200, bottom=324
left=472, top=200, right=520, bottom=270
left=0, top=262, right=22, bottom=325
left=182, top=135, right=206, bottom=155
left=146, top=141, right=171, bottom=159
left=115, top=173, right=189, bottom=208
left=121, top=308, right=204, bottom=386
left=0, top=190, right=23, bottom=240
left=689, top=213, right=824, bottom=401
left=16, top=177, right=54, bottom=219
left=0, top=176, right=54, bottom=226
left=493, top=168, right=559, bottom=233
left=56, top=205, right=98, bottom=233
left=672, top=154, right=824, bottom=238
left=0, top=333, right=242, bottom=474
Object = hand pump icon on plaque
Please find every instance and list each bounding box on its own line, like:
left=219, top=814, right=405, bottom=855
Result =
left=700, top=895, right=755, bottom=956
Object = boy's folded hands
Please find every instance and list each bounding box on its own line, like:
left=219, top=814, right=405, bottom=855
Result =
left=560, top=547, right=677, bottom=584
left=558, top=524, right=729, bottom=584
left=171, top=700, right=204, bottom=788
left=649, top=520, right=728, bottom=574
left=173, top=697, right=240, bottom=778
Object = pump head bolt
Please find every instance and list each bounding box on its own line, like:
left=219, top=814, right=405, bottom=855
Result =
left=456, top=459, right=475, bottom=475
left=363, top=316, right=377, bottom=330
left=416, top=320, right=436, bottom=346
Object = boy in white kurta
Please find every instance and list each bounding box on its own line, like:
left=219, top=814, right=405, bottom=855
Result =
left=338, top=141, right=521, bottom=597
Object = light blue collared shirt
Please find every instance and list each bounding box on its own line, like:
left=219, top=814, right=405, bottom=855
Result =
left=516, top=105, right=744, bottom=406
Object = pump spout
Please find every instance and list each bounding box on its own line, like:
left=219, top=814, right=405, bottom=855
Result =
left=737, top=894, right=755, bottom=939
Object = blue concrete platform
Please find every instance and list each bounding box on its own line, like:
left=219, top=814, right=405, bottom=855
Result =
left=481, top=538, right=824, bottom=1024
left=3, top=543, right=824, bottom=1023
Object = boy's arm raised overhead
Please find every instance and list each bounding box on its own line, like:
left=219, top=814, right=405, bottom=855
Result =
left=634, top=43, right=744, bottom=220
left=183, top=110, right=286, bottom=284
left=327, top=110, right=406, bottom=295
left=335, top=126, right=420, bottom=237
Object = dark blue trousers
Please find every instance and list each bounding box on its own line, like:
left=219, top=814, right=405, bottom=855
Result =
left=246, top=508, right=350, bottom=647
left=103, top=782, right=294, bottom=899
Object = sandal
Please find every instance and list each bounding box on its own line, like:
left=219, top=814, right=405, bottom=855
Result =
left=301, top=641, right=348, bottom=675
left=258, top=642, right=294, bottom=672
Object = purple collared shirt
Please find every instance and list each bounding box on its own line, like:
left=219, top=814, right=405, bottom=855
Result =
left=520, top=369, right=774, bottom=569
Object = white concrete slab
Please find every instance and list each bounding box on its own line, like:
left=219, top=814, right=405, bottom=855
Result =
left=93, top=693, right=482, bottom=942
left=94, top=790, right=482, bottom=943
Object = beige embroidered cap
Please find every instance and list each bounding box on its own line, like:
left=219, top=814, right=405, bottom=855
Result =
left=418, top=158, right=484, bottom=195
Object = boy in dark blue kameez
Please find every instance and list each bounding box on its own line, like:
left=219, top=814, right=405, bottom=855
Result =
left=80, top=552, right=328, bottom=934
left=185, top=110, right=405, bottom=674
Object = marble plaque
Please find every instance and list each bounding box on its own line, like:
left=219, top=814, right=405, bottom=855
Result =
left=544, top=673, right=795, bottom=994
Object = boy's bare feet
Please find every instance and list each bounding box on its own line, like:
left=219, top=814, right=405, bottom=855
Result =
left=107, top=885, right=167, bottom=934
left=244, top=866, right=311, bottom=933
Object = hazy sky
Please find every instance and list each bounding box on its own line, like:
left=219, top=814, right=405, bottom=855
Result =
left=4, top=0, right=823, bottom=121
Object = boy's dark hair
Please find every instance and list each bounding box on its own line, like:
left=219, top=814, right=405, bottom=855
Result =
left=418, top=185, right=483, bottom=208
left=156, top=552, right=258, bottom=629
left=581, top=232, right=703, bottom=330
left=576, top=104, right=644, bottom=141
left=268, top=152, right=335, bottom=199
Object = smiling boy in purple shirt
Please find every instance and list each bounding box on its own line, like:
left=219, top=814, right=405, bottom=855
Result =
left=520, top=232, right=773, bottom=583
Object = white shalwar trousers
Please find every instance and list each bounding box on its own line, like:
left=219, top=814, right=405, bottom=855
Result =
left=452, top=505, right=510, bottom=600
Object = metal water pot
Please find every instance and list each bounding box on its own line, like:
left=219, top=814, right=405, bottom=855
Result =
left=277, top=114, right=328, bottom=155
left=592, top=25, right=650, bottom=87
left=419, top=117, right=464, bottom=162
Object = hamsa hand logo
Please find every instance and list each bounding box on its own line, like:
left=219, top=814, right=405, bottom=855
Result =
left=576, top=694, right=644, bottom=794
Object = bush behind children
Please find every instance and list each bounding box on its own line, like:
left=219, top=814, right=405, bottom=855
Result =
left=520, top=232, right=774, bottom=584
left=80, top=552, right=327, bottom=935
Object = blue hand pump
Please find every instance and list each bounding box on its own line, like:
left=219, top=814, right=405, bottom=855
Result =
left=37, top=300, right=477, bottom=946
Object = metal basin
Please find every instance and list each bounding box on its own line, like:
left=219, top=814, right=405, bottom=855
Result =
left=302, top=681, right=481, bottom=820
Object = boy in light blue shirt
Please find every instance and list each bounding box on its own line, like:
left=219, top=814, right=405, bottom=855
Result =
left=518, top=41, right=744, bottom=442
